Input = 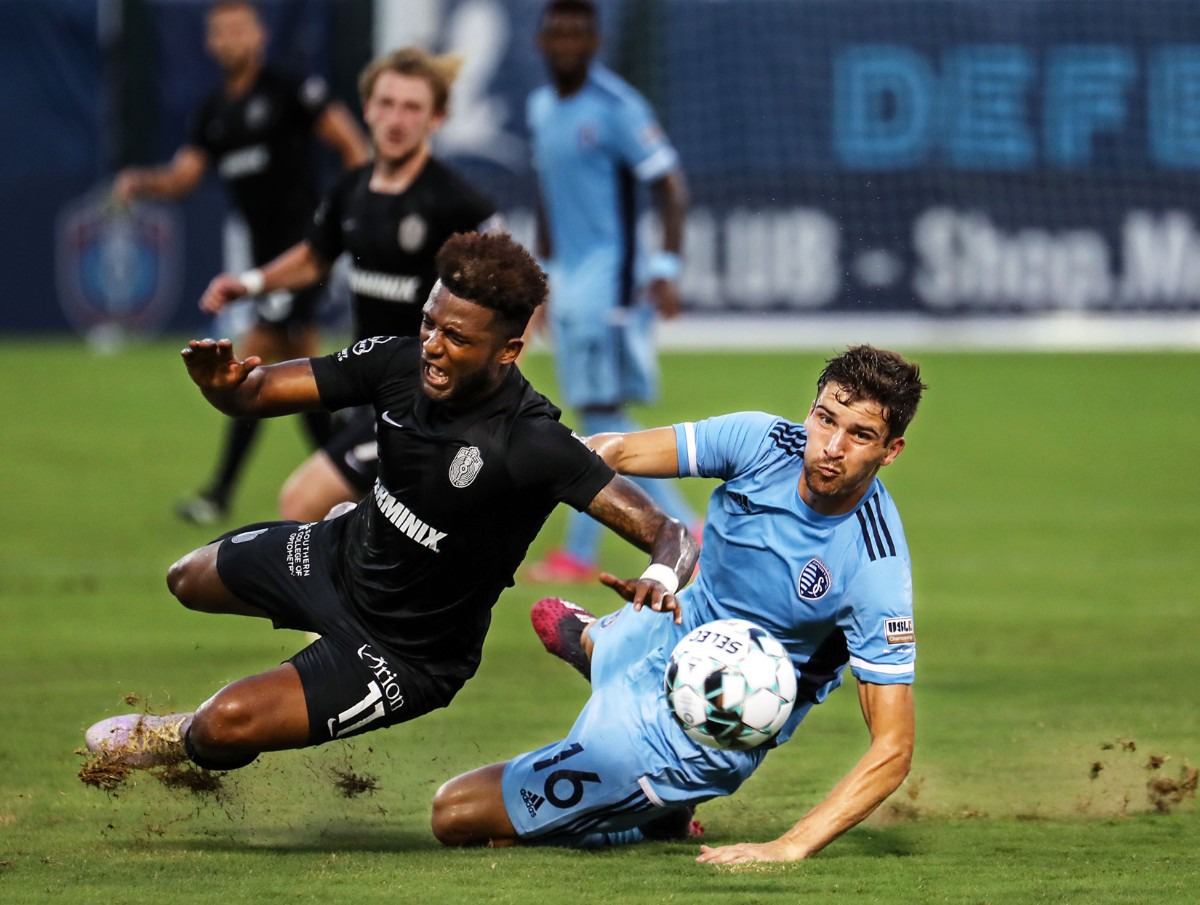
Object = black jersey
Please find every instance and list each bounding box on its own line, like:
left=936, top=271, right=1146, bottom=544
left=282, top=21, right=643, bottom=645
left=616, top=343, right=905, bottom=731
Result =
left=307, top=159, right=498, bottom=340
left=311, top=336, right=614, bottom=680
left=188, top=66, right=329, bottom=262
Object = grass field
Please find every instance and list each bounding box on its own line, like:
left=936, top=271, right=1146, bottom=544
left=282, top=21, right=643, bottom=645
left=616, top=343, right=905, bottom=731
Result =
left=1, top=338, right=1197, bottom=904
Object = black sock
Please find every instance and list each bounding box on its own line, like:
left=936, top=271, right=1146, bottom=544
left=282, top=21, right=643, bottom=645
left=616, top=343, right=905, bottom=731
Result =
left=207, top=418, right=260, bottom=505
left=300, top=410, right=334, bottom=448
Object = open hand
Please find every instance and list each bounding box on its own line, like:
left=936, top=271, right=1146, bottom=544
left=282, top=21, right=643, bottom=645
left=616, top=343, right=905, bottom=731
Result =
left=696, top=840, right=798, bottom=865
left=200, top=273, right=251, bottom=314
left=599, top=571, right=683, bottom=624
left=180, top=338, right=261, bottom=392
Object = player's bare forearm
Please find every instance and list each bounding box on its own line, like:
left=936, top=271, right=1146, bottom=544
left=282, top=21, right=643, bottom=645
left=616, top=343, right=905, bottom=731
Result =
left=181, top=340, right=323, bottom=418
left=114, top=147, right=206, bottom=202
left=586, top=476, right=698, bottom=621
left=697, top=683, right=914, bottom=865
left=316, top=102, right=370, bottom=168
left=650, top=168, right=688, bottom=255
left=586, top=427, right=680, bottom=477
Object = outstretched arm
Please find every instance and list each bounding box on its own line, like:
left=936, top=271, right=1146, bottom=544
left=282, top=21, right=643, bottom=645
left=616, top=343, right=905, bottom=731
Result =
left=646, top=168, right=688, bottom=319
left=583, top=475, right=698, bottom=623
left=586, top=427, right=680, bottom=478
left=181, top=338, right=325, bottom=418
left=314, top=100, right=370, bottom=168
left=199, top=241, right=329, bottom=314
left=113, top=146, right=208, bottom=204
left=697, top=681, right=914, bottom=865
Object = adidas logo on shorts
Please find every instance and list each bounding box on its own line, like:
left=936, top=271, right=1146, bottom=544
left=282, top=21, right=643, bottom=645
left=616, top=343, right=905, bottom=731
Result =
left=520, top=787, right=546, bottom=817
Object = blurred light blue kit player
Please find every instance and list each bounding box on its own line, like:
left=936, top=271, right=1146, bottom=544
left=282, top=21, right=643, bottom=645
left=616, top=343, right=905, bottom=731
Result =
left=432, top=346, right=928, bottom=865
left=524, top=0, right=698, bottom=582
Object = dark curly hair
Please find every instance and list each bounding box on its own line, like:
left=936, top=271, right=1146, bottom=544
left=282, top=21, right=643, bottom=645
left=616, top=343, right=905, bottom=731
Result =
left=817, top=345, right=927, bottom=440
left=435, top=232, right=547, bottom=338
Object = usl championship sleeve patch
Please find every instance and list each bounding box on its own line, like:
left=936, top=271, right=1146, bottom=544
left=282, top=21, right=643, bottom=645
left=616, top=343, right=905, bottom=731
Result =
left=883, top=617, right=915, bottom=645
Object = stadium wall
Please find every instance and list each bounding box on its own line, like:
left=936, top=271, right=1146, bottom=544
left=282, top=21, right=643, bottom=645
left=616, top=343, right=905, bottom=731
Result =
left=5, top=0, right=1200, bottom=347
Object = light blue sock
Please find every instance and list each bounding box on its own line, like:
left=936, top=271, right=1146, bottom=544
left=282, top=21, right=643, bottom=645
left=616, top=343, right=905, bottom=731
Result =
left=576, top=827, right=647, bottom=849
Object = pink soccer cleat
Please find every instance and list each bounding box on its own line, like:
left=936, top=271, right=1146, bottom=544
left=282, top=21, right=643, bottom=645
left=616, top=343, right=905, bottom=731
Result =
left=531, top=597, right=596, bottom=680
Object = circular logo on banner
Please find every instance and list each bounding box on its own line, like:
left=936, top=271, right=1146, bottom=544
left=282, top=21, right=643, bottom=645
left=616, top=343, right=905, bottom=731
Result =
left=55, top=190, right=181, bottom=337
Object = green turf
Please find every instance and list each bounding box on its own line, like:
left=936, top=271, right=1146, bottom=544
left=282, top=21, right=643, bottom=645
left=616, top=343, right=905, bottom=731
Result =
left=1, top=338, right=1197, bottom=904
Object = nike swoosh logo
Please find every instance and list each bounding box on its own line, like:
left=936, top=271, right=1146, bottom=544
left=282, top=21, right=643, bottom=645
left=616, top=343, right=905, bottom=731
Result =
left=380, top=411, right=404, bottom=429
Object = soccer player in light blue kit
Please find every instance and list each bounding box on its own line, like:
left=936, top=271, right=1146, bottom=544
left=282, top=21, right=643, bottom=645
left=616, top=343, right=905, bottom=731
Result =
left=432, top=346, right=927, bottom=864
left=524, top=0, right=699, bottom=583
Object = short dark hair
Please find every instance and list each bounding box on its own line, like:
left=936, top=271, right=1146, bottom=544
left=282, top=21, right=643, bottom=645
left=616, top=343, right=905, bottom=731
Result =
left=541, top=0, right=598, bottom=27
left=435, top=233, right=547, bottom=338
left=817, top=345, right=927, bottom=440
left=208, top=1, right=259, bottom=20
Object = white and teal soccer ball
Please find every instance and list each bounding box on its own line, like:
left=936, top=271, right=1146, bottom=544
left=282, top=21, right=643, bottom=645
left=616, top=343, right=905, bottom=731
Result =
left=664, top=618, right=798, bottom=751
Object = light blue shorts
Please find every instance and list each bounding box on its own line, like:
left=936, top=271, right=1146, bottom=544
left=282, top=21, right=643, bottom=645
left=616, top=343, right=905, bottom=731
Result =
left=549, top=305, right=659, bottom=409
left=501, top=604, right=766, bottom=843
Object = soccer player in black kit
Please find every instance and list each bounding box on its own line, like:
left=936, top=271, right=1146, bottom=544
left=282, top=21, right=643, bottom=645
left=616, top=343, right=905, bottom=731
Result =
left=114, top=1, right=369, bottom=525
left=84, top=231, right=699, bottom=777
left=200, top=46, right=501, bottom=523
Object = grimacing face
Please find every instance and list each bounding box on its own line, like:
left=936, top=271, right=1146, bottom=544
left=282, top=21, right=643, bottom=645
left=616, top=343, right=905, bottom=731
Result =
left=418, top=285, right=520, bottom=410
left=800, top=381, right=905, bottom=516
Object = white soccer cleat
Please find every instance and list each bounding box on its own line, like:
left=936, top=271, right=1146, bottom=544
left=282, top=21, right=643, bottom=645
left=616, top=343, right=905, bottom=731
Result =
left=84, top=713, right=192, bottom=768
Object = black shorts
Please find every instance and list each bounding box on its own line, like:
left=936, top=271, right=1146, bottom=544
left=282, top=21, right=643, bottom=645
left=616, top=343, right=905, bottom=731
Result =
left=215, top=519, right=463, bottom=746
left=251, top=284, right=322, bottom=331
left=323, top=408, right=379, bottom=494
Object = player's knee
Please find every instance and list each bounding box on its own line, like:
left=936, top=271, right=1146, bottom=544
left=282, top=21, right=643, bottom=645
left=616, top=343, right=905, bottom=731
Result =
left=188, top=694, right=259, bottom=753
left=277, top=483, right=305, bottom=521
left=430, top=780, right=469, bottom=845
left=166, top=552, right=204, bottom=608
left=431, top=778, right=489, bottom=846
left=278, top=471, right=325, bottom=522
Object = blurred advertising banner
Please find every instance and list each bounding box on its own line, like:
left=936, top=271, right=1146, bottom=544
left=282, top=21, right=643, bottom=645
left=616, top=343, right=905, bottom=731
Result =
left=428, top=0, right=1200, bottom=315
left=5, top=0, right=1200, bottom=335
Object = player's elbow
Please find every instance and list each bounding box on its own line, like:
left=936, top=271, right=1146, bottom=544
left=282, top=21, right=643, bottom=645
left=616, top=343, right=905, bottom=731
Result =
left=876, top=736, right=914, bottom=794
left=585, top=432, right=624, bottom=468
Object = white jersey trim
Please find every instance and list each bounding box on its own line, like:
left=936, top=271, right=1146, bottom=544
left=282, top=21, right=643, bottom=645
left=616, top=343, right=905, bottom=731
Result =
left=848, top=656, right=914, bottom=676
left=637, top=775, right=664, bottom=807
left=680, top=422, right=699, bottom=476
left=634, top=146, right=678, bottom=182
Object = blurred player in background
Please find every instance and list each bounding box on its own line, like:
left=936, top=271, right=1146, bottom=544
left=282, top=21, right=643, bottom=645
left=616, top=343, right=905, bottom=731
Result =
left=432, top=346, right=926, bottom=863
left=84, top=232, right=698, bottom=780
left=113, top=0, right=369, bottom=525
left=523, top=0, right=699, bottom=583
left=199, top=46, right=501, bottom=523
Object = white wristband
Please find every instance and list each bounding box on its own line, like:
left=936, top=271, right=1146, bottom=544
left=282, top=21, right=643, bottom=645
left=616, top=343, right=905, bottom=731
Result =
left=239, top=268, right=265, bottom=296
left=647, top=251, right=681, bottom=282
left=640, top=562, right=680, bottom=596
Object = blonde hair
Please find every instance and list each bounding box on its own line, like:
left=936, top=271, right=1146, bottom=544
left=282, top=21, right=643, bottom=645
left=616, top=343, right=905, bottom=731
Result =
left=358, top=47, right=463, bottom=114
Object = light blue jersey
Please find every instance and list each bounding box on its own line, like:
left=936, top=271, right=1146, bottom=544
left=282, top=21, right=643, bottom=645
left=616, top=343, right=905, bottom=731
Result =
left=501, top=411, right=916, bottom=845
left=527, top=64, right=679, bottom=318
left=675, top=412, right=916, bottom=745
left=526, top=65, right=680, bottom=408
